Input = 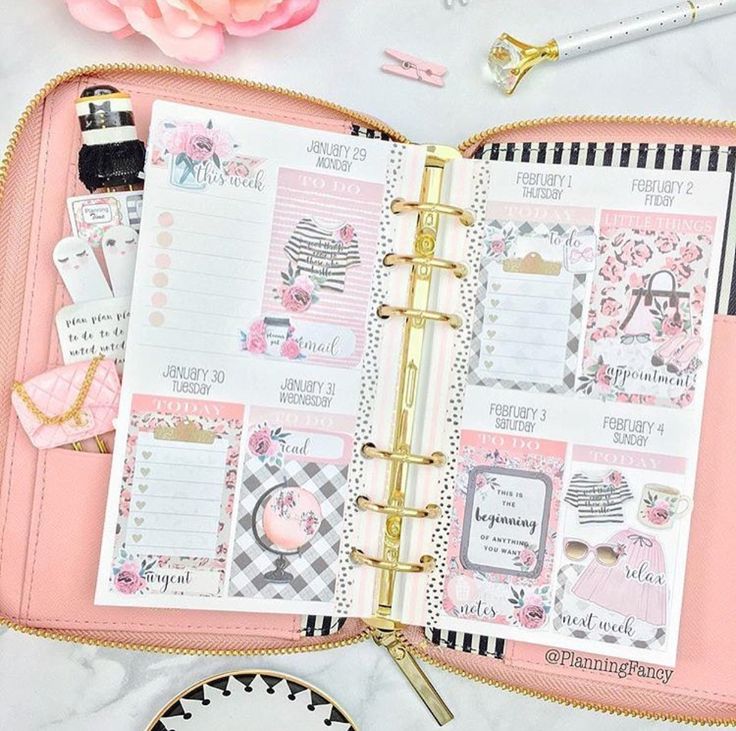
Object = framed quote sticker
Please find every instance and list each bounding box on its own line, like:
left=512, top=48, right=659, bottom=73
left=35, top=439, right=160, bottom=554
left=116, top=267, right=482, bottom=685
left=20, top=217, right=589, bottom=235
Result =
left=460, top=466, right=552, bottom=579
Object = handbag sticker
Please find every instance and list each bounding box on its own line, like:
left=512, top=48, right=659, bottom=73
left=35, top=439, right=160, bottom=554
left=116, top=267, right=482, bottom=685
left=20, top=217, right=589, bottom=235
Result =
left=579, top=210, right=715, bottom=408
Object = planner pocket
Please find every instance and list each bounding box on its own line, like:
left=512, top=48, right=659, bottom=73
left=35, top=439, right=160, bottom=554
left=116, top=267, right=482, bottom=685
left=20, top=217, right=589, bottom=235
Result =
left=21, top=448, right=112, bottom=626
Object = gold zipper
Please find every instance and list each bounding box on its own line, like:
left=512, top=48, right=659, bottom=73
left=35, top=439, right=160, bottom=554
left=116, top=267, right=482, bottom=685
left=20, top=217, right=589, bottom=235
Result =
left=1, top=65, right=735, bottom=725
left=0, top=62, right=407, bottom=204
left=402, top=632, right=736, bottom=727
left=0, top=612, right=370, bottom=656
left=457, top=113, right=736, bottom=155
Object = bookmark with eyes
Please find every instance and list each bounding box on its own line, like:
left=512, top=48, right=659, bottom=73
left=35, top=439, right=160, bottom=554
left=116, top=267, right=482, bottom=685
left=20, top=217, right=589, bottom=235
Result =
left=101, top=225, right=139, bottom=297
left=53, top=237, right=113, bottom=303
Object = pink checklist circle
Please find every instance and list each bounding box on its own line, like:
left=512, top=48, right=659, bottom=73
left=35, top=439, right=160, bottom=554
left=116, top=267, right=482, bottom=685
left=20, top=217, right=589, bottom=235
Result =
left=149, top=311, right=165, bottom=327
left=158, top=212, right=174, bottom=227
left=151, top=292, right=167, bottom=308
left=157, top=231, right=173, bottom=247
left=153, top=272, right=168, bottom=288
left=155, top=253, right=171, bottom=269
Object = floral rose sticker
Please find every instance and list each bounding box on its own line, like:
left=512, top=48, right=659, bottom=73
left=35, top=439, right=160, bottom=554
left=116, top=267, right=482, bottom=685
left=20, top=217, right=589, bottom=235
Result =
left=114, top=562, right=147, bottom=594
left=248, top=423, right=289, bottom=466
left=643, top=491, right=674, bottom=526
left=111, top=550, right=157, bottom=595
left=513, top=545, right=538, bottom=572
left=280, top=338, right=301, bottom=359
left=646, top=502, right=671, bottom=526
left=516, top=603, right=546, bottom=629
left=276, top=262, right=321, bottom=313
left=248, top=427, right=277, bottom=457
left=242, top=319, right=267, bottom=354
left=281, top=274, right=316, bottom=313
left=338, top=224, right=355, bottom=244
left=508, top=586, right=549, bottom=629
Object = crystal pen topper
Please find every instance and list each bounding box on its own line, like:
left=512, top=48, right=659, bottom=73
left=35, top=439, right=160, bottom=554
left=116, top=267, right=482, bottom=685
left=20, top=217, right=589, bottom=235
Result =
left=76, top=85, right=146, bottom=192
left=488, top=0, right=736, bottom=95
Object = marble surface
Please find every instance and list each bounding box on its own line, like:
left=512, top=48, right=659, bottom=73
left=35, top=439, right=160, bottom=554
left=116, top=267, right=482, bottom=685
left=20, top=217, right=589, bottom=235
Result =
left=0, top=0, right=731, bottom=728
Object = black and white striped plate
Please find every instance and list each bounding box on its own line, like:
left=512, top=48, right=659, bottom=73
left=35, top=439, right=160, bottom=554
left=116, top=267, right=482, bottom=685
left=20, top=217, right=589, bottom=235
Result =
left=146, top=670, right=357, bottom=731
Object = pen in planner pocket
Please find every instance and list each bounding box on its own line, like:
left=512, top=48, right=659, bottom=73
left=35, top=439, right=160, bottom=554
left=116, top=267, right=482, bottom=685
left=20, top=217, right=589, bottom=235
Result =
left=488, top=0, right=736, bottom=95
left=75, top=85, right=146, bottom=193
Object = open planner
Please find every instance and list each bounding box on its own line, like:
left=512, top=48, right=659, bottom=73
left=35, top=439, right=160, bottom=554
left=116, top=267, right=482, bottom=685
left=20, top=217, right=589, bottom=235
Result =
left=94, top=100, right=734, bottom=668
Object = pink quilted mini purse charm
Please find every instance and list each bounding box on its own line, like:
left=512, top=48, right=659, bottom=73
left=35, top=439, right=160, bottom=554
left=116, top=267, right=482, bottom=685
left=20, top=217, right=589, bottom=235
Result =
left=11, top=355, right=120, bottom=449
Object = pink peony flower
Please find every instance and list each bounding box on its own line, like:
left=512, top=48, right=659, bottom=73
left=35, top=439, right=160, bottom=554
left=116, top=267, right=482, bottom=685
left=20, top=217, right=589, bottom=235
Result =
left=489, top=236, right=506, bottom=255
left=590, top=324, right=617, bottom=342
left=680, top=241, right=703, bottom=264
left=515, top=603, right=546, bottom=629
left=281, top=275, right=314, bottom=312
left=600, top=255, right=624, bottom=283
left=600, top=297, right=621, bottom=317
left=280, top=338, right=301, bottom=359
left=119, top=488, right=131, bottom=517
left=224, top=157, right=250, bottom=178
left=159, top=123, right=195, bottom=155
left=655, top=232, right=679, bottom=253
left=338, top=224, right=355, bottom=244
left=662, top=313, right=684, bottom=336
left=248, top=427, right=274, bottom=456
left=247, top=319, right=267, bottom=353
left=595, top=364, right=611, bottom=391
left=114, top=562, right=146, bottom=594
left=65, top=0, right=320, bottom=65
left=691, top=285, right=706, bottom=315
left=518, top=547, right=537, bottom=569
left=647, top=504, right=670, bottom=525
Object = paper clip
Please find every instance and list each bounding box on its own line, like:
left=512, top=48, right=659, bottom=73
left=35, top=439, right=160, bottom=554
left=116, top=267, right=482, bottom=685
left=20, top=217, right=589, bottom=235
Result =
left=382, top=49, right=447, bottom=87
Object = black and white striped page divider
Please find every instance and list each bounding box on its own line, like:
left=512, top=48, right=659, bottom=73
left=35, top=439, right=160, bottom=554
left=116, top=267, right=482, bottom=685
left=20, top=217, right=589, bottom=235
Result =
left=301, top=615, right=506, bottom=659
left=425, top=627, right=505, bottom=659
left=349, top=123, right=392, bottom=141
left=301, top=615, right=347, bottom=637
left=474, top=141, right=736, bottom=315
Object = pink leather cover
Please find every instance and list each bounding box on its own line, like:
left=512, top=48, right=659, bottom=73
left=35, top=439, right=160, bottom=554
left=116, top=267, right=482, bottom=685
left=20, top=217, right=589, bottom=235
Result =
left=0, top=70, right=734, bottom=721
left=11, top=357, right=119, bottom=449
left=0, top=68, right=374, bottom=652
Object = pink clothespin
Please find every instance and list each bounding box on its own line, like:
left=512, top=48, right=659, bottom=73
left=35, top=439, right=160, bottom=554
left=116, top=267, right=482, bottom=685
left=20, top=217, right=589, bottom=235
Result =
left=382, top=49, right=447, bottom=87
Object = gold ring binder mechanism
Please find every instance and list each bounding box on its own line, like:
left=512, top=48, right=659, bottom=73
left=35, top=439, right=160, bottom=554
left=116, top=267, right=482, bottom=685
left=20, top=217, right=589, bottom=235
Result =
left=349, top=146, right=473, bottom=726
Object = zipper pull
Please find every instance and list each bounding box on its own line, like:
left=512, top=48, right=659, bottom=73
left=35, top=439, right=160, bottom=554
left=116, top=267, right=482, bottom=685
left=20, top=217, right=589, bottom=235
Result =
left=371, top=628, right=453, bottom=725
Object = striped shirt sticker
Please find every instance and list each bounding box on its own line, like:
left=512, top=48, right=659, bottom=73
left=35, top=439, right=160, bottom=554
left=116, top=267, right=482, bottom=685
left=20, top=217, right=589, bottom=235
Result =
left=284, top=217, right=361, bottom=292
left=564, top=471, right=634, bottom=524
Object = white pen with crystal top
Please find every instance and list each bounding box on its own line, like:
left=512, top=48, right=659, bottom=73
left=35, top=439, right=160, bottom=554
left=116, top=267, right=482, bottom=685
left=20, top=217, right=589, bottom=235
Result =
left=488, top=0, right=736, bottom=94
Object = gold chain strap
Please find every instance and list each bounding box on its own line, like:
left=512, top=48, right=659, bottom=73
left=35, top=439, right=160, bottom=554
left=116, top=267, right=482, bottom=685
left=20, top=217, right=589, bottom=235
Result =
left=12, top=355, right=104, bottom=426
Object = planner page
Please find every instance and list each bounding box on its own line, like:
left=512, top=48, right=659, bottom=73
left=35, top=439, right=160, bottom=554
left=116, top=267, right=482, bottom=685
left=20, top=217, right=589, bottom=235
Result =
left=426, top=142, right=735, bottom=665
left=95, top=100, right=427, bottom=615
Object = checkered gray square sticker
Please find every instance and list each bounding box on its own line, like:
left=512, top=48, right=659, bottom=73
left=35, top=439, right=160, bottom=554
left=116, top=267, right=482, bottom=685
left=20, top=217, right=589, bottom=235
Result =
left=229, top=458, right=348, bottom=602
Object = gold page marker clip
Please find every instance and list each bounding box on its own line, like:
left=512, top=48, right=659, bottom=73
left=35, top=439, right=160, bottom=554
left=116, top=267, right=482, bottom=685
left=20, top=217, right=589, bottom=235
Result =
left=502, top=252, right=561, bottom=276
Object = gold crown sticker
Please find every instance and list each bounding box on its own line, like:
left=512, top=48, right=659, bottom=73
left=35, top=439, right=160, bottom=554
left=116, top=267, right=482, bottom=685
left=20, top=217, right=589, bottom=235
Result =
left=502, top=252, right=561, bottom=276
left=153, top=420, right=217, bottom=444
